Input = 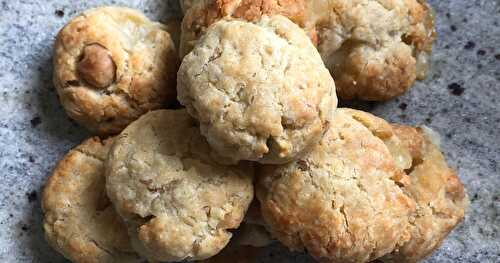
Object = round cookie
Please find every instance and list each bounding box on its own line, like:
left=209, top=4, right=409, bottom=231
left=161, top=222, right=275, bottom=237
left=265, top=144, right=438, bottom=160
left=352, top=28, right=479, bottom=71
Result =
left=42, top=137, right=141, bottom=263
left=179, top=0, right=310, bottom=58
left=256, top=108, right=414, bottom=263
left=307, top=0, right=436, bottom=100
left=381, top=125, right=468, bottom=263
left=105, top=110, right=254, bottom=262
left=177, top=16, right=336, bottom=164
left=330, top=110, right=468, bottom=262
left=53, top=6, right=179, bottom=135
left=180, top=0, right=436, bottom=101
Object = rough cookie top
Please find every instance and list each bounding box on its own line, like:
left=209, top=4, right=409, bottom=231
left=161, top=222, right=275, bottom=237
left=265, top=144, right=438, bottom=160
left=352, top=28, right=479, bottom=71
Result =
left=381, top=125, right=468, bottom=263
left=42, top=137, right=141, bottom=263
left=53, top=6, right=178, bottom=135
left=333, top=111, right=468, bottom=262
left=308, top=0, right=436, bottom=100
left=256, top=108, right=414, bottom=263
left=105, top=110, right=254, bottom=262
left=179, top=0, right=309, bottom=57
left=180, top=0, right=436, bottom=101
left=177, top=16, right=336, bottom=164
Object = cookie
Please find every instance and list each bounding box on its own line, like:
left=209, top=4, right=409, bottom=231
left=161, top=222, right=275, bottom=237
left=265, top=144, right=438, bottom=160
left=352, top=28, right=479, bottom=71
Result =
left=105, top=110, right=254, bottom=262
left=381, top=125, right=468, bottom=263
left=177, top=16, right=336, bottom=164
left=53, top=6, right=179, bottom=135
left=180, top=0, right=436, bottom=101
left=179, top=0, right=310, bottom=58
left=42, top=137, right=141, bottom=263
left=256, top=108, right=414, bottom=263
left=308, top=0, right=436, bottom=100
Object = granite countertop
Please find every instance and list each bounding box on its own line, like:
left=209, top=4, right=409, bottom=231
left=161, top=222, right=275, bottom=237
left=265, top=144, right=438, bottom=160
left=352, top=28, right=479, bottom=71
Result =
left=0, top=0, right=498, bottom=262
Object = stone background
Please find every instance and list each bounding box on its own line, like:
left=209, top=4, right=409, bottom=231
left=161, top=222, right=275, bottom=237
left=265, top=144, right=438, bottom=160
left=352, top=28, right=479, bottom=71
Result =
left=0, top=0, right=498, bottom=262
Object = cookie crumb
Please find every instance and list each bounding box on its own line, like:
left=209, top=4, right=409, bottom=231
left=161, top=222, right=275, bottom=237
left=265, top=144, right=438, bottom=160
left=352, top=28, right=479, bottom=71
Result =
left=450, top=25, right=457, bottom=31
left=21, top=224, right=29, bottom=232
left=495, top=54, right=500, bottom=60
left=28, top=156, right=35, bottom=163
left=476, top=49, right=486, bottom=56
left=448, top=83, right=465, bottom=96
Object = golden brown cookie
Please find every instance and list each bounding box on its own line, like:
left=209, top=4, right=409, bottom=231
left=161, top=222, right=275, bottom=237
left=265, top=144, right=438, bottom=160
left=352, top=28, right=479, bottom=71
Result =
left=177, top=16, right=336, bottom=164
left=334, top=110, right=468, bottom=262
left=381, top=125, right=468, bottom=263
left=179, top=0, right=310, bottom=57
left=180, top=0, right=436, bottom=101
left=105, top=110, right=254, bottom=262
left=256, top=108, right=415, bottom=263
left=53, top=6, right=179, bottom=135
left=42, top=137, right=141, bottom=263
left=308, top=0, right=436, bottom=100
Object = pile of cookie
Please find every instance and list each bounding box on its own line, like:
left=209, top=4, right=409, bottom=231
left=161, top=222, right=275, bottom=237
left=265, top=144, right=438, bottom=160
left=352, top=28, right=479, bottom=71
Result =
left=41, top=2, right=468, bottom=263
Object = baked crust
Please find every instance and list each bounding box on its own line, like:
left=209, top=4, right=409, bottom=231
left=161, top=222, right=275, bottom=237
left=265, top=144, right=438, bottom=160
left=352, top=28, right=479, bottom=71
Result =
left=309, top=0, right=436, bottom=100
left=42, top=137, right=141, bottom=263
left=105, top=110, right=254, bottom=262
left=381, top=126, right=468, bottom=263
left=256, top=108, right=414, bottom=263
left=53, top=6, right=179, bottom=135
left=179, top=0, right=309, bottom=57
left=180, top=0, right=436, bottom=101
left=177, top=16, right=336, bottom=164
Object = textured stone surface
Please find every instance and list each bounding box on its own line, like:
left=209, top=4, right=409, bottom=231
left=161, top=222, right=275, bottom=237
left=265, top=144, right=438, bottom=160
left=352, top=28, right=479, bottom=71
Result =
left=0, top=0, right=498, bottom=262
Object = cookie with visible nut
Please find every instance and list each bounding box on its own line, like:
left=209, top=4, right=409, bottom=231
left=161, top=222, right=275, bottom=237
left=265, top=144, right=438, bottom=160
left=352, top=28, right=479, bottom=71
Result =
left=53, top=6, right=179, bottom=135
left=42, top=137, right=141, bottom=263
left=256, top=109, right=415, bottom=263
left=177, top=16, right=336, bottom=164
left=105, top=110, right=254, bottom=262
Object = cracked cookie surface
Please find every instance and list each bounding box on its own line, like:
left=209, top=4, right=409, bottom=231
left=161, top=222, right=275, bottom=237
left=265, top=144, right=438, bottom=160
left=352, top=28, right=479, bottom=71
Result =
left=381, top=125, right=468, bottom=263
left=177, top=16, right=336, bottom=164
left=256, top=108, right=414, bottom=263
left=308, top=0, right=436, bottom=100
left=42, top=137, right=141, bottom=263
left=180, top=0, right=435, bottom=101
left=53, top=6, right=178, bottom=135
left=331, top=111, right=468, bottom=262
left=105, top=110, right=254, bottom=262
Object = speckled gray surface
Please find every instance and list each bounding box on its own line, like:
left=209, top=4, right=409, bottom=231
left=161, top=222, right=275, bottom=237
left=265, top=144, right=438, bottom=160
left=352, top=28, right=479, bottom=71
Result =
left=0, top=0, right=498, bottom=262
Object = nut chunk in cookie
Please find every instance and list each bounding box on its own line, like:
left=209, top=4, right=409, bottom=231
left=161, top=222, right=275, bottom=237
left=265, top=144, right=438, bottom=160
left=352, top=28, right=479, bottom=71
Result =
left=256, top=109, right=415, bottom=263
left=381, top=126, right=468, bottom=263
left=178, top=16, right=336, bottom=164
left=53, top=6, right=179, bottom=135
left=105, top=110, right=254, bottom=262
left=42, top=137, right=141, bottom=263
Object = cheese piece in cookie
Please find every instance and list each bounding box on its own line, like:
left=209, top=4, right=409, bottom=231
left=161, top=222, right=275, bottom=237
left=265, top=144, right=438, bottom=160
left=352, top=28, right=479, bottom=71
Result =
left=308, top=0, right=436, bottom=101
left=256, top=108, right=415, bottom=263
left=53, top=6, right=179, bottom=135
left=42, top=137, right=141, bottom=263
left=178, top=16, right=336, bottom=164
left=381, top=125, right=468, bottom=263
left=105, top=110, right=254, bottom=262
